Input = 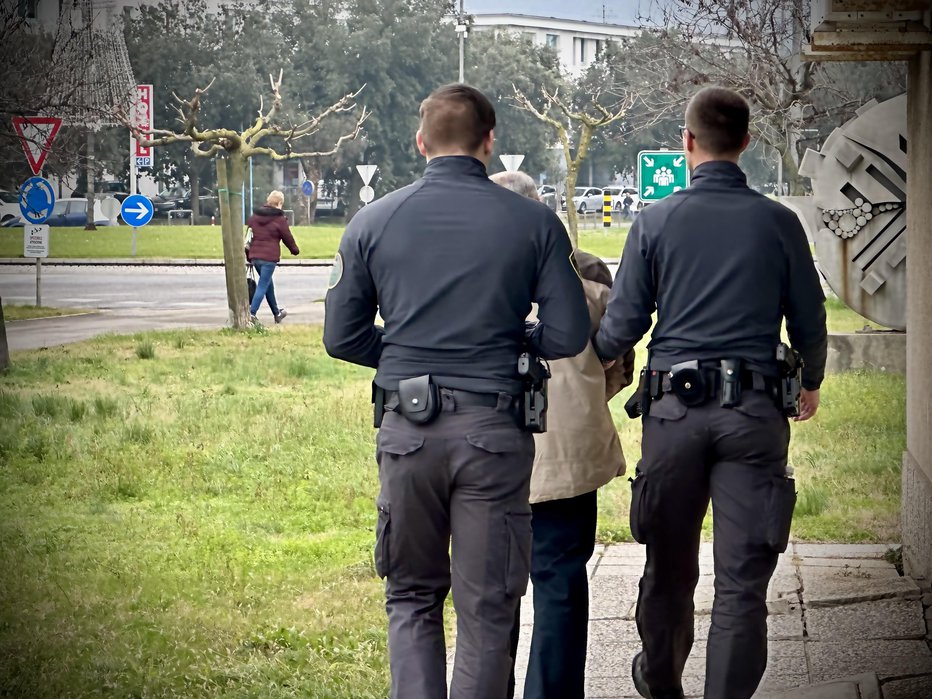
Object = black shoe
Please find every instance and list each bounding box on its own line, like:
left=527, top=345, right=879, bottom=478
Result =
left=632, top=652, right=686, bottom=699
left=632, top=651, right=653, bottom=699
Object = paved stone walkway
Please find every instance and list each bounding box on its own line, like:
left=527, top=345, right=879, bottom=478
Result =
left=507, top=543, right=932, bottom=698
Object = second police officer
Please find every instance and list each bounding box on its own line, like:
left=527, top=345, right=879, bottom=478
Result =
left=323, top=84, right=590, bottom=699
left=594, top=86, right=828, bottom=699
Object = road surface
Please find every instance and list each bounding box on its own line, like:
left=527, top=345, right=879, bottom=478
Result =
left=1, top=265, right=331, bottom=352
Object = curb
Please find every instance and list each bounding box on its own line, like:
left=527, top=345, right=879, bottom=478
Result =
left=0, top=258, right=336, bottom=267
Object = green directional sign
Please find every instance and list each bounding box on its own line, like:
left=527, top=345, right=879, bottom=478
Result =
left=638, top=150, right=689, bottom=203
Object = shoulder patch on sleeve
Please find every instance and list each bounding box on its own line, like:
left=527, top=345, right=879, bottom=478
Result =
left=328, top=253, right=344, bottom=289
left=569, top=250, right=582, bottom=280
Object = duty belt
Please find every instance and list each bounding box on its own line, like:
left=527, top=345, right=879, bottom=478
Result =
left=384, top=387, right=517, bottom=412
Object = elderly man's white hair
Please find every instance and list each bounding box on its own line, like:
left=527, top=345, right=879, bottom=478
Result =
left=489, top=171, right=539, bottom=200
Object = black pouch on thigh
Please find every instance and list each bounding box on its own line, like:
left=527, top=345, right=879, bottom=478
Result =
left=504, top=511, right=532, bottom=597
left=374, top=498, right=391, bottom=579
left=764, top=475, right=797, bottom=553
left=629, top=466, right=650, bottom=544
left=396, top=375, right=440, bottom=425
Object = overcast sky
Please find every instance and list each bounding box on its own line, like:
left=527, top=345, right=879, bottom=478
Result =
left=463, top=0, right=652, bottom=25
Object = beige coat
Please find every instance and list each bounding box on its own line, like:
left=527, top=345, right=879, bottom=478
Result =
left=530, top=271, right=633, bottom=504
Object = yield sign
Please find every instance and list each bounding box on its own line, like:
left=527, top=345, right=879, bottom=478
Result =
left=356, top=164, right=378, bottom=185
left=499, top=154, right=525, bottom=172
left=12, top=116, right=62, bottom=176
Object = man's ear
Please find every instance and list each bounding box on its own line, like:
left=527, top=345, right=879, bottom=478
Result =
left=483, top=129, right=495, bottom=157
left=683, top=128, right=694, bottom=153
left=739, top=132, right=751, bottom=154
left=416, top=130, right=428, bottom=158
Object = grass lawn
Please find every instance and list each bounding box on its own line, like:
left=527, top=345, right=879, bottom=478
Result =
left=2, top=304, right=89, bottom=321
left=0, top=222, right=632, bottom=262
left=0, top=224, right=348, bottom=260
left=0, top=318, right=905, bottom=696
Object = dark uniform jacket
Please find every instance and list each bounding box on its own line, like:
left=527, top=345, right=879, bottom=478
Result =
left=594, top=161, right=827, bottom=389
left=323, top=156, right=590, bottom=394
left=246, top=206, right=299, bottom=263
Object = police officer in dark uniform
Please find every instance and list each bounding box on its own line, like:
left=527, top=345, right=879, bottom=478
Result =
left=323, top=84, right=589, bottom=699
left=593, top=87, right=828, bottom=699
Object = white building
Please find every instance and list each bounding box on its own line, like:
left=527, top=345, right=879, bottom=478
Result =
left=470, top=13, right=641, bottom=76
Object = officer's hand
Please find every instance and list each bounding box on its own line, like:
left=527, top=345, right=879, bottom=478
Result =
left=794, top=388, right=820, bottom=422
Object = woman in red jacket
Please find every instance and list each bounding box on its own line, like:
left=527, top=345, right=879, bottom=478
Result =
left=246, top=190, right=300, bottom=323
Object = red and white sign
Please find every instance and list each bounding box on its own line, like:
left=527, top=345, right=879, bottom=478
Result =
left=132, top=84, right=153, bottom=168
left=12, top=116, right=62, bottom=176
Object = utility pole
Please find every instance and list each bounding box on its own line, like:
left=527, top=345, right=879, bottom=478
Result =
left=456, top=0, right=466, bottom=83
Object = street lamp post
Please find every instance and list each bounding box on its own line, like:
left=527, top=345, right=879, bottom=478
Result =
left=455, top=0, right=467, bottom=83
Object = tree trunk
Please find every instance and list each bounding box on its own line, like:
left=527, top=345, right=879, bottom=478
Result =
left=301, top=158, right=321, bottom=225
left=84, top=129, right=96, bottom=231
left=216, top=155, right=251, bottom=330
left=782, top=146, right=807, bottom=196
left=0, top=297, right=9, bottom=371
left=564, top=163, right=580, bottom=248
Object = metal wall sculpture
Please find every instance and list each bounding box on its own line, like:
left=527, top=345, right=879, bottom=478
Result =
left=798, top=94, right=907, bottom=331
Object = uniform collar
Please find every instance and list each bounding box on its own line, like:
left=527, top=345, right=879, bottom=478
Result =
left=423, top=155, right=489, bottom=179
left=689, top=160, right=748, bottom=189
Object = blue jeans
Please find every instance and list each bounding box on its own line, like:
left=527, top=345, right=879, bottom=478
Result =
left=250, top=259, right=280, bottom=316
left=509, top=489, right=597, bottom=699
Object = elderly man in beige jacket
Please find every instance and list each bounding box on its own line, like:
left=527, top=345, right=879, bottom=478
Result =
left=491, top=171, right=634, bottom=699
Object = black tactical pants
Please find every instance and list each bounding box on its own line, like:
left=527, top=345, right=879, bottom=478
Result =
left=630, top=391, right=793, bottom=699
left=375, top=395, right=534, bottom=699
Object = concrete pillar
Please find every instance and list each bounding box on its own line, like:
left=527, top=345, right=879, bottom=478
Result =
left=903, top=47, right=932, bottom=583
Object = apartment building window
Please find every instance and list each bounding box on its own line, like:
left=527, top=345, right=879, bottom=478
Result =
left=574, top=37, right=588, bottom=64
left=596, top=39, right=604, bottom=58
left=522, top=31, right=535, bottom=42
left=546, top=33, right=559, bottom=49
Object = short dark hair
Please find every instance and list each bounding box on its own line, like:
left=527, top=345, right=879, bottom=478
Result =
left=419, top=84, right=496, bottom=154
left=684, top=87, right=750, bottom=156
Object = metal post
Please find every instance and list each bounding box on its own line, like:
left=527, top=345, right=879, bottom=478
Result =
left=130, top=132, right=137, bottom=255
left=458, top=0, right=465, bottom=82
left=35, top=258, right=42, bottom=307
left=249, top=156, right=254, bottom=213
left=130, top=134, right=137, bottom=196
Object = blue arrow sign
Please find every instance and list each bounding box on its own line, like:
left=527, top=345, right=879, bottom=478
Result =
left=121, top=194, right=154, bottom=227
left=301, top=180, right=315, bottom=197
left=19, top=176, right=55, bottom=225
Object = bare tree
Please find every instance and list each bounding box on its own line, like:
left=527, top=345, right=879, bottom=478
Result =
left=513, top=86, right=634, bottom=246
left=636, top=0, right=881, bottom=193
left=125, top=71, right=368, bottom=329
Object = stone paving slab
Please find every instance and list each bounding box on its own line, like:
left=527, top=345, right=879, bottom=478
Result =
left=806, top=640, right=932, bottom=683
left=756, top=674, right=882, bottom=699
left=805, top=599, right=927, bottom=640
left=801, top=564, right=921, bottom=605
left=590, top=576, right=640, bottom=620
left=793, top=543, right=895, bottom=559
left=504, top=543, right=930, bottom=699
left=797, top=557, right=898, bottom=569
left=880, top=674, right=932, bottom=698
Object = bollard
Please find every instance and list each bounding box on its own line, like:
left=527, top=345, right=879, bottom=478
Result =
left=211, top=215, right=216, bottom=225
left=603, top=192, right=612, bottom=228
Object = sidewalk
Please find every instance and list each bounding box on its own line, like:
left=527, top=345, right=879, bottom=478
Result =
left=4, top=303, right=326, bottom=352
left=506, top=543, right=932, bottom=698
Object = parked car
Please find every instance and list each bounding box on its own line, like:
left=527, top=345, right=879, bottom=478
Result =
left=46, top=198, right=108, bottom=227
left=561, top=186, right=603, bottom=214
left=153, top=186, right=218, bottom=218
left=72, top=180, right=131, bottom=203
left=314, top=180, right=346, bottom=217
left=537, top=184, right=556, bottom=208
left=0, top=189, right=21, bottom=225
left=602, top=185, right=644, bottom=213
